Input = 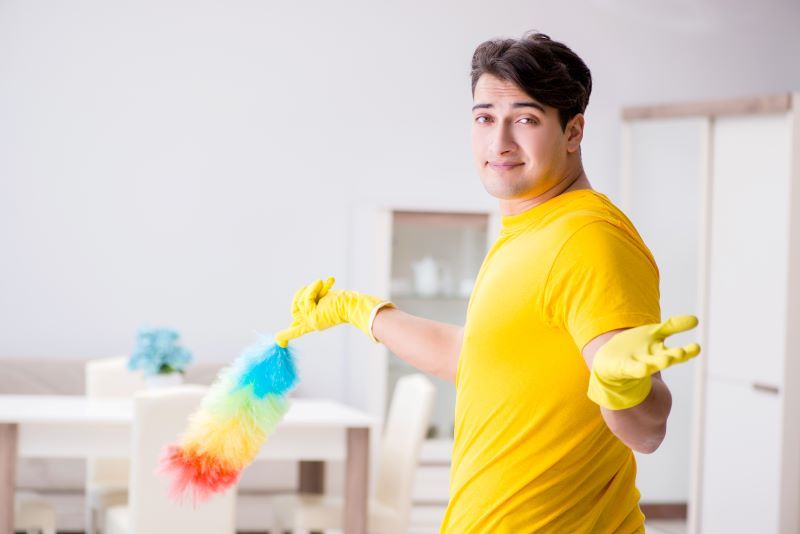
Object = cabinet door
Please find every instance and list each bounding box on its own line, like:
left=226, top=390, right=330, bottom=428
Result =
left=624, top=117, right=707, bottom=502
left=706, top=113, right=792, bottom=387
left=700, top=378, right=782, bottom=533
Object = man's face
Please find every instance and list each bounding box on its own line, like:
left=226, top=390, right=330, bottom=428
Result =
left=471, top=74, right=574, bottom=201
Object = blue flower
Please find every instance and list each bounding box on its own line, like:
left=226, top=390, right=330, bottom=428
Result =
left=128, top=327, right=193, bottom=376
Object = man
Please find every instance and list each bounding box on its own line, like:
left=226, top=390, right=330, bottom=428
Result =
left=275, top=32, right=700, bottom=533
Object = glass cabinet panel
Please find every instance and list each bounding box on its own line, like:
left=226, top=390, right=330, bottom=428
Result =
left=386, top=210, right=490, bottom=441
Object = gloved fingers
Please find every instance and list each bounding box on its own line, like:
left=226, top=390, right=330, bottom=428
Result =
left=319, top=277, right=335, bottom=300
left=650, top=352, right=676, bottom=370
left=282, top=277, right=337, bottom=343
left=642, top=342, right=701, bottom=373
left=648, top=339, right=666, bottom=354
left=674, top=342, right=701, bottom=362
left=299, top=279, right=324, bottom=318
left=642, top=349, right=684, bottom=374
left=652, top=315, right=699, bottom=338
left=290, top=284, right=308, bottom=318
left=659, top=345, right=687, bottom=361
left=292, top=279, right=322, bottom=315
left=655, top=341, right=701, bottom=362
left=291, top=278, right=331, bottom=316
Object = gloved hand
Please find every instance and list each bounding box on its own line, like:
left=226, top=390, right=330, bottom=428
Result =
left=587, top=315, right=701, bottom=410
left=274, top=277, right=395, bottom=347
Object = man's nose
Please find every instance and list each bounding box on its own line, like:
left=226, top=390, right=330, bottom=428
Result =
left=489, top=124, right=516, bottom=155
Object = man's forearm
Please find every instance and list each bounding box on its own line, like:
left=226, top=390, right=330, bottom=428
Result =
left=372, top=307, right=463, bottom=383
left=600, top=376, right=672, bottom=453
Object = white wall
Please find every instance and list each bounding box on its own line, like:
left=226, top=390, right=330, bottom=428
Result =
left=2, top=0, right=799, bottom=502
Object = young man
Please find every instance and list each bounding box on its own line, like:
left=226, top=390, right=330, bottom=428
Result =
left=276, top=32, right=700, bottom=533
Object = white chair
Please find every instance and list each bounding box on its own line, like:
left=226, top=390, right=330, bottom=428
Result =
left=14, top=492, right=56, bottom=534
left=84, top=356, right=145, bottom=534
left=272, top=373, right=435, bottom=534
left=104, top=385, right=236, bottom=534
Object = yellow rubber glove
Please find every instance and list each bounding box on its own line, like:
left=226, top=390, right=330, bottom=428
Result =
left=587, top=315, right=701, bottom=410
left=274, top=277, right=395, bottom=347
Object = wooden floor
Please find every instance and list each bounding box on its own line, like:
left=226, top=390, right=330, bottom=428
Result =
left=15, top=521, right=688, bottom=534
left=271, top=523, right=688, bottom=534
left=645, top=519, right=688, bottom=534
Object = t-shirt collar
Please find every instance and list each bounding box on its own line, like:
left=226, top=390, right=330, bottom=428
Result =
left=500, top=189, right=595, bottom=235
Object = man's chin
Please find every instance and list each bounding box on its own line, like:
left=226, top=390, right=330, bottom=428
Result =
left=480, top=180, right=532, bottom=201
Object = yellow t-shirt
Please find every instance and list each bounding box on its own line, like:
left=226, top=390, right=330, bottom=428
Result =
left=440, top=189, right=660, bottom=533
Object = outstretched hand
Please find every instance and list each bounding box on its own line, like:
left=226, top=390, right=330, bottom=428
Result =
left=587, top=315, right=701, bottom=410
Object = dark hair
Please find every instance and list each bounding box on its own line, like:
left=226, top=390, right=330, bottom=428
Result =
left=470, top=32, right=592, bottom=130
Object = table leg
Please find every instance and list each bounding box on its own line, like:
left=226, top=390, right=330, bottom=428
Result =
left=298, top=460, right=325, bottom=494
left=0, top=423, right=18, bottom=534
left=344, top=427, right=369, bottom=534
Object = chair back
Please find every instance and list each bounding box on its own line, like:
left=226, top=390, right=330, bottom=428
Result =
left=128, top=385, right=236, bottom=534
left=373, top=374, right=435, bottom=531
left=85, top=357, right=145, bottom=486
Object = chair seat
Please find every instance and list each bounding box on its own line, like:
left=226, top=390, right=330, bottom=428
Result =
left=15, top=492, right=56, bottom=534
left=270, top=375, right=434, bottom=534
left=104, top=504, right=132, bottom=534
left=272, top=493, right=401, bottom=533
left=86, top=482, right=128, bottom=534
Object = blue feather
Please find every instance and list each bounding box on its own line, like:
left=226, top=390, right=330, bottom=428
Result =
left=235, top=338, right=298, bottom=398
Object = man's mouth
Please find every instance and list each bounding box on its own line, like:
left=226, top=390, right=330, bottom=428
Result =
left=488, top=162, right=523, bottom=170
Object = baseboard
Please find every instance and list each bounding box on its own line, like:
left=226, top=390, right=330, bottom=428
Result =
left=640, top=502, right=687, bottom=519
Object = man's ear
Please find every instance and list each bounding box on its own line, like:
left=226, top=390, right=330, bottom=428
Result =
left=565, top=113, right=585, bottom=153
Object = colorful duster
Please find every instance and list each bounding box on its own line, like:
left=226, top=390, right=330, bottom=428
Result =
left=160, top=336, right=297, bottom=501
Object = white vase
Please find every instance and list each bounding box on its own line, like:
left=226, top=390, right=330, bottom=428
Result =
left=145, top=372, right=184, bottom=389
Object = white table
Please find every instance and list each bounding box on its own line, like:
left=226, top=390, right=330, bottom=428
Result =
left=0, top=394, right=375, bottom=534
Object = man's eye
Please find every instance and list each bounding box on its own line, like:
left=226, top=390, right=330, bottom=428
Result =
left=518, top=117, right=538, bottom=125
left=475, top=116, right=492, bottom=124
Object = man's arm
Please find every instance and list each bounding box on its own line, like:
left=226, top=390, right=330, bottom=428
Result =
left=372, top=307, right=463, bottom=383
left=583, top=328, right=672, bottom=454
left=273, top=278, right=463, bottom=382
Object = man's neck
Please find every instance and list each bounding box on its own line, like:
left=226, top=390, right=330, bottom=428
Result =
left=499, top=170, right=592, bottom=216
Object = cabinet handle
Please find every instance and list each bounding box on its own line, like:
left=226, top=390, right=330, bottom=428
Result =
left=752, top=382, right=780, bottom=395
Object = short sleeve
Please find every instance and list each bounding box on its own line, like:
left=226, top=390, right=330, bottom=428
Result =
left=542, top=220, right=661, bottom=350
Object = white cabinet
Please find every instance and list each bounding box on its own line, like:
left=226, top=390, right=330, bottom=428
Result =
left=347, top=205, right=498, bottom=533
left=385, top=209, right=496, bottom=533
left=622, top=94, right=800, bottom=533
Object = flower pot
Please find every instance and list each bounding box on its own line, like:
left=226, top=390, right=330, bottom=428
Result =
left=145, top=372, right=184, bottom=389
